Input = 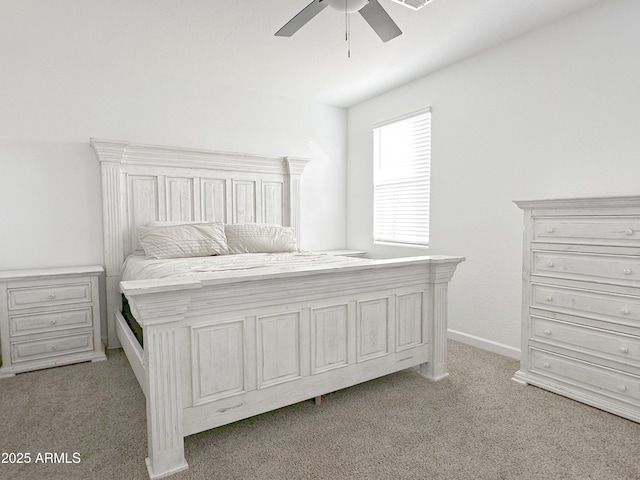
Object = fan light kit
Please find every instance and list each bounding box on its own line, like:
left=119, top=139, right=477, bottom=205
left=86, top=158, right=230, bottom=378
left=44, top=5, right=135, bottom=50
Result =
left=327, top=0, right=369, bottom=13
left=275, top=0, right=435, bottom=48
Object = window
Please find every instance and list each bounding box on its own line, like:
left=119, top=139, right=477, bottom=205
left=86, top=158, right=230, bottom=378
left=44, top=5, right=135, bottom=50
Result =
left=373, top=108, right=431, bottom=247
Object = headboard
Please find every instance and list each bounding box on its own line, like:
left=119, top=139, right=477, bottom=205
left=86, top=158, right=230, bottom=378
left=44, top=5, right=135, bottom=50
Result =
left=90, top=138, right=309, bottom=348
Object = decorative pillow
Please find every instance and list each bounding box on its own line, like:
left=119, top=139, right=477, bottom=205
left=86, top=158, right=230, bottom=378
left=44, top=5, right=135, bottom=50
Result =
left=224, top=223, right=298, bottom=254
left=138, top=222, right=229, bottom=259
left=148, top=221, right=204, bottom=226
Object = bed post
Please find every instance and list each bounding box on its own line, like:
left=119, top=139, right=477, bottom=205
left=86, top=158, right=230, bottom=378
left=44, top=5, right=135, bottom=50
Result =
left=91, top=139, right=127, bottom=349
left=285, top=157, right=309, bottom=248
left=122, top=283, right=200, bottom=479
left=419, top=260, right=462, bottom=381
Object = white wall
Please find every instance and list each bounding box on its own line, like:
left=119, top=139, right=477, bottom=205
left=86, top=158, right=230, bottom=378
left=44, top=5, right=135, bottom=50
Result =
left=347, top=0, right=640, bottom=357
left=0, top=1, right=348, bottom=273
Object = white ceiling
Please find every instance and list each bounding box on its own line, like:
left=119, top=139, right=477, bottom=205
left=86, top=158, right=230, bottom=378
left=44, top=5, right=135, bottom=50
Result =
left=4, top=0, right=606, bottom=110
left=194, top=0, right=605, bottom=107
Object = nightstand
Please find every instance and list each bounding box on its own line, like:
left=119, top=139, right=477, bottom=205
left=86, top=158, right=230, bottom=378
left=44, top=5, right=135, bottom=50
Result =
left=0, top=265, right=106, bottom=378
left=317, top=249, right=367, bottom=258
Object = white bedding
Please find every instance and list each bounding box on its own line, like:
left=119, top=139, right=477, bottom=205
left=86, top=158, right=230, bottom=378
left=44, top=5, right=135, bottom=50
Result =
left=121, top=251, right=372, bottom=282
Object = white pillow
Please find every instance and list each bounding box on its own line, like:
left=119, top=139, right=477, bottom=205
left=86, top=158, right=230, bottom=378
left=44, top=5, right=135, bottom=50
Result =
left=138, top=222, right=229, bottom=259
left=224, top=223, right=298, bottom=254
left=147, top=221, right=204, bottom=226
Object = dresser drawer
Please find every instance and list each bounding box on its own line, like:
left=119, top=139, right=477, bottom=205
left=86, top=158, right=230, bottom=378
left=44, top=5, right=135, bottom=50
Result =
left=9, top=307, right=93, bottom=337
left=8, top=282, right=92, bottom=310
left=532, top=283, right=640, bottom=325
left=531, top=316, right=640, bottom=367
left=533, top=216, right=640, bottom=246
left=530, top=349, right=640, bottom=404
left=10, top=332, right=94, bottom=364
left=533, top=251, right=640, bottom=286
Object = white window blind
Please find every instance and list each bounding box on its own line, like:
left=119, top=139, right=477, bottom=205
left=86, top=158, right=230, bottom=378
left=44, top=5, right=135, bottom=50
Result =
left=373, top=108, right=431, bottom=247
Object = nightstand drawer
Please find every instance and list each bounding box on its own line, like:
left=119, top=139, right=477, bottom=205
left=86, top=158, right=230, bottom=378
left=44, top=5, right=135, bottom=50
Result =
left=530, top=349, right=640, bottom=404
left=11, top=332, right=94, bottom=363
left=532, top=283, right=640, bottom=324
left=532, top=251, right=640, bottom=286
left=533, top=216, right=640, bottom=246
left=9, top=307, right=93, bottom=337
left=531, top=316, right=640, bottom=367
left=8, top=282, right=91, bottom=310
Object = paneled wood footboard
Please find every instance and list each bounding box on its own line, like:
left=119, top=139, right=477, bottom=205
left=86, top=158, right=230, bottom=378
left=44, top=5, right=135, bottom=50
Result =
left=118, top=255, right=463, bottom=479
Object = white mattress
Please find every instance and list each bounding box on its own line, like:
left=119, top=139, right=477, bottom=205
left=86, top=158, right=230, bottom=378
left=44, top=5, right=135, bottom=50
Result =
left=121, top=251, right=372, bottom=282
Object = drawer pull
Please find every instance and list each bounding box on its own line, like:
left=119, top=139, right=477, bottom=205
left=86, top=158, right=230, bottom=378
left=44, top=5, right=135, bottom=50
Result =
left=620, top=308, right=631, bottom=315
left=544, top=296, right=553, bottom=302
left=619, top=346, right=629, bottom=354
left=625, top=229, right=634, bottom=236
left=48, top=294, right=56, bottom=299
left=50, top=319, right=57, bottom=325
left=543, top=329, right=552, bottom=336
left=618, top=385, right=627, bottom=392
left=546, top=261, right=554, bottom=268
left=546, top=227, right=555, bottom=233
left=623, top=268, right=632, bottom=275
left=543, top=362, right=551, bottom=369
left=51, top=345, right=58, bottom=351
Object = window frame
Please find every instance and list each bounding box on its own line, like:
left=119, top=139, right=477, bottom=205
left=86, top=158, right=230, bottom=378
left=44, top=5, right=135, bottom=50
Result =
left=372, top=107, right=432, bottom=248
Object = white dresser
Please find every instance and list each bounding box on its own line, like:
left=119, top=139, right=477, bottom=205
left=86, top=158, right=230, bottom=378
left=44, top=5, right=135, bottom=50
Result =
left=0, top=266, right=106, bottom=378
left=513, top=196, right=640, bottom=422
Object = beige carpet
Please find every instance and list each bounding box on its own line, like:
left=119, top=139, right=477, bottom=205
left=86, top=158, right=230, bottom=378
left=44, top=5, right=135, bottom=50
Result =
left=1, top=340, right=639, bottom=480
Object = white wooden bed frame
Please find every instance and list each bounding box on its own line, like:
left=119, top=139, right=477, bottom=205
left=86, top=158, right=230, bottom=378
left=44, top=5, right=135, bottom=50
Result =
left=91, top=138, right=464, bottom=479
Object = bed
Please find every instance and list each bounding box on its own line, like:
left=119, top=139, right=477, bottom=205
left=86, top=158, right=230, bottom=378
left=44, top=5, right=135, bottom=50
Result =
left=90, top=138, right=464, bottom=479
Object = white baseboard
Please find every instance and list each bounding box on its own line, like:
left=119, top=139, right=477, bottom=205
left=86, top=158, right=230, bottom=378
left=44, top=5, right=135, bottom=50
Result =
left=448, top=329, right=520, bottom=360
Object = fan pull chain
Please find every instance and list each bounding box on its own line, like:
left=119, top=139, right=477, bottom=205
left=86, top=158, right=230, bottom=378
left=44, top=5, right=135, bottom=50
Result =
left=345, top=0, right=348, bottom=42
left=345, top=5, right=351, bottom=58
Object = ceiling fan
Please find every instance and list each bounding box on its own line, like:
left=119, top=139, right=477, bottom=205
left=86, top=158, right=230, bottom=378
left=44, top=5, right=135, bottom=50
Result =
left=275, top=0, right=431, bottom=43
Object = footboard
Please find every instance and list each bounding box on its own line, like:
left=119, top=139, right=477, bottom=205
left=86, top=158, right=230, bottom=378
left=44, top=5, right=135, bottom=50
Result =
left=121, top=256, right=463, bottom=479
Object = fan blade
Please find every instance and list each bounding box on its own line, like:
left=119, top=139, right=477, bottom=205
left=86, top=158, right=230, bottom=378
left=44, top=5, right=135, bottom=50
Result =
left=275, top=0, right=329, bottom=37
left=359, top=0, right=402, bottom=42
